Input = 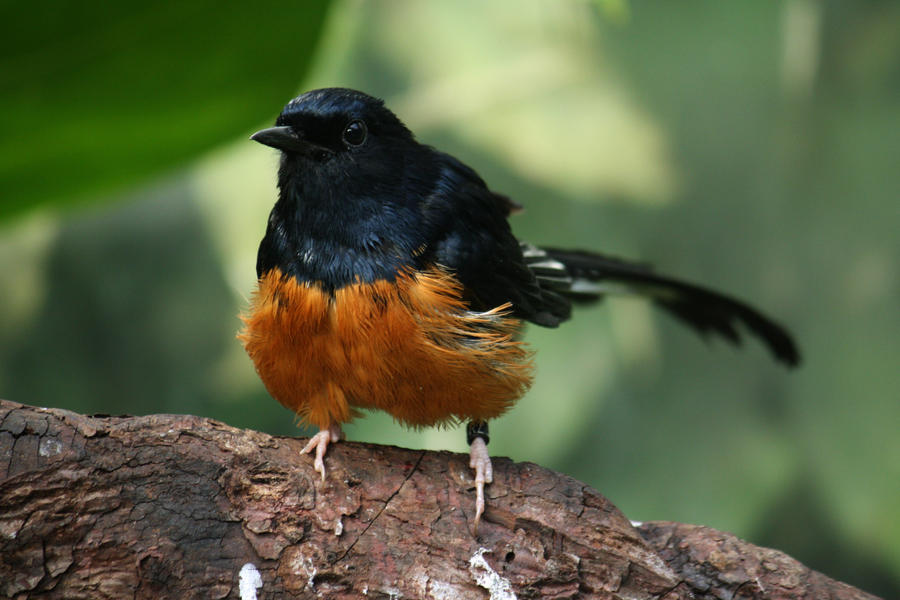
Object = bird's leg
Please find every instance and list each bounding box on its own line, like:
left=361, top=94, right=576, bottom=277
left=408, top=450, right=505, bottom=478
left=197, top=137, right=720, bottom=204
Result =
left=300, top=424, right=344, bottom=481
left=467, top=420, right=492, bottom=533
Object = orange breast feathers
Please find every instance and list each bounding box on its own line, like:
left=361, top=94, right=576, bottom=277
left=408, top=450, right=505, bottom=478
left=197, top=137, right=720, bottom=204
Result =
left=239, top=266, right=533, bottom=431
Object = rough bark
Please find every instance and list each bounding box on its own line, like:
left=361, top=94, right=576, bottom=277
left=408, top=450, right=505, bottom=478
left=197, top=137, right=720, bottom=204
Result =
left=0, top=400, right=880, bottom=600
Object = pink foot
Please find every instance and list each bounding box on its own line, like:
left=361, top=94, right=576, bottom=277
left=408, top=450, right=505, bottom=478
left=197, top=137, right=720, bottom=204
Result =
left=300, top=424, right=344, bottom=481
left=469, top=437, right=493, bottom=533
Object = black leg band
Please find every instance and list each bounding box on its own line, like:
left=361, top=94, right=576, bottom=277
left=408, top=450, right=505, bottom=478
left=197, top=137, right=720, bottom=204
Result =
left=466, top=421, right=490, bottom=445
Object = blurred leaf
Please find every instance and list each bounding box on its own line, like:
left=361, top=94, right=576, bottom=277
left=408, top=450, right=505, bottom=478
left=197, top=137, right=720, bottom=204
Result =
left=593, top=0, right=631, bottom=25
left=0, top=1, right=331, bottom=220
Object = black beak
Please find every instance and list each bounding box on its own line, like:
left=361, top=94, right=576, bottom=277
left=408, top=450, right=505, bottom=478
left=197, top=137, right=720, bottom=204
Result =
left=250, top=126, right=313, bottom=153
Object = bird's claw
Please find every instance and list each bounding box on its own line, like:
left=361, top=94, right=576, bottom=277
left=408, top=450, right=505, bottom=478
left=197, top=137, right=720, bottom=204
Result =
left=301, top=424, right=343, bottom=481
left=469, top=437, right=493, bottom=533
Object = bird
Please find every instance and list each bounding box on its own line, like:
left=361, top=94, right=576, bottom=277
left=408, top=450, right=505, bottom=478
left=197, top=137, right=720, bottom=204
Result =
left=239, top=87, right=800, bottom=531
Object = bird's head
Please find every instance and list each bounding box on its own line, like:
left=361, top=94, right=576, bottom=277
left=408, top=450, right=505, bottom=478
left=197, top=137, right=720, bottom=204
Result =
left=251, top=88, right=417, bottom=200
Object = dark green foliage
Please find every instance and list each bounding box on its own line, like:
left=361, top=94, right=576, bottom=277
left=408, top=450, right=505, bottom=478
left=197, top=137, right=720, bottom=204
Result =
left=0, top=1, right=331, bottom=218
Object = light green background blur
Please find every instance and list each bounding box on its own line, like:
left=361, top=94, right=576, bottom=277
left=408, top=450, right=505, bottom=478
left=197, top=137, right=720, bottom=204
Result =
left=1, top=1, right=897, bottom=597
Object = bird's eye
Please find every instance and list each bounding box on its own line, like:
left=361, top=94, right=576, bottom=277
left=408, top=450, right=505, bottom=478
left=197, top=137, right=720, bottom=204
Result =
left=342, top=120, right=367, bottom=147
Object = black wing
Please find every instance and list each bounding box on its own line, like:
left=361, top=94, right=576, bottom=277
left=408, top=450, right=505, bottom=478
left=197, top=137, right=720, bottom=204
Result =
left=422, top=153, right=570, bottom=327
left=417, top=150, right=799, bottom=367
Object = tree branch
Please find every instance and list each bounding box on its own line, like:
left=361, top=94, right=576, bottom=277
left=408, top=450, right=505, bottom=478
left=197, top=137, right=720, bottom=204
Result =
left=0, top=400, right=880, bottom=599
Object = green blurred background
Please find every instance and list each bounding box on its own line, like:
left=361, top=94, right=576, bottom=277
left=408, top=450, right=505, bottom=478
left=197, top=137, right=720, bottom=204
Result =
left=1, top=1, right=897, bottom=596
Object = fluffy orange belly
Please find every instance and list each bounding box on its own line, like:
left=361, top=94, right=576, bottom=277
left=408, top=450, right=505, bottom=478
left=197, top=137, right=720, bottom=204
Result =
left=239, top=266, right=533, bottom=430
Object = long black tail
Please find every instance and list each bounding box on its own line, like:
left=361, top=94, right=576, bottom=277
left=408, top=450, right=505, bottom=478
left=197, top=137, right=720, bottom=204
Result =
left=522, top=244, right=800, bottom=367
